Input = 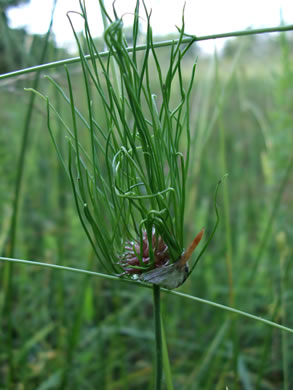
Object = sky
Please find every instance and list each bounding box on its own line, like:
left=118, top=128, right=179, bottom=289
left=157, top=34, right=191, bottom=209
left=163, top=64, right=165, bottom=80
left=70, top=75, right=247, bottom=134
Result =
left=7, top=0, right=293, bottom=53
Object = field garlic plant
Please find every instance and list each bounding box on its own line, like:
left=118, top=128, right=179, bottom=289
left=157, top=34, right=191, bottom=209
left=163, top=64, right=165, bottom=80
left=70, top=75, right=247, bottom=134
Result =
left=33, top=0, right=218, bottom=289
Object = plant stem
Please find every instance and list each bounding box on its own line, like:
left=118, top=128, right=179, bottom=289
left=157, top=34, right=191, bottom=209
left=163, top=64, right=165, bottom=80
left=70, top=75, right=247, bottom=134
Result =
left=161, top=316, right=174, bottom=390
left=153, top=285, right=163, bottom=390
left=59, top=252, right=94, bottom=390
left=249, top=151, right=293, bottom=279
left=279, top=240, right=289, bottom=390
left=215, top=51, right=239, bottom=387
left=1, top=24, right=293, bottom=81
left=1, top=255, right=293, bottom=334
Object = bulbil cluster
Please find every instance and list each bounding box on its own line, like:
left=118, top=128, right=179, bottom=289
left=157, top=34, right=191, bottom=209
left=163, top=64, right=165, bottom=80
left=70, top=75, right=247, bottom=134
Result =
left=120, top=230, right=170, bottom=275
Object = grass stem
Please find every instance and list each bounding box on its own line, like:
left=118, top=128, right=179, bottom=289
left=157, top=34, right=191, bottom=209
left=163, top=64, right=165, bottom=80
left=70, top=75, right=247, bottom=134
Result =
left=161, top=317, right=174, bottom=390
left=250, top=152, right=293, bottom=279
left=153, top=285, right=163, bottom=390
left=1, top=256, right=293, bottom=334
left=1, top=24, right=293, bottom=81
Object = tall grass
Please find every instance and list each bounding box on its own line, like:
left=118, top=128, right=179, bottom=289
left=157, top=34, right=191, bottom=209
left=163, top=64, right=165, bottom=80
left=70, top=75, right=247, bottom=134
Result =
left=1, top=2, right=57, bottom=388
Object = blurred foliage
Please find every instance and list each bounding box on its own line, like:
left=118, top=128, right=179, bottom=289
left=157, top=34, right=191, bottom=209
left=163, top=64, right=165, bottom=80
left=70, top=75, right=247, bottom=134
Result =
left=223, top=34, right=281, bottom=59
left=0, top=0, right=28, bottom=71
left=0, top=0, right=68, bottom=73
left=0, top=0, right=30, bottom=14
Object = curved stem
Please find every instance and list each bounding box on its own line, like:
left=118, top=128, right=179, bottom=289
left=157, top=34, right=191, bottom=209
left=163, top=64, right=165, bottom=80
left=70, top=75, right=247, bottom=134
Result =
left=1, top=24, right=293, bottom=81
left=153, top=285, right=163, bottom=390
left=1, top=256, right=293, bottom=334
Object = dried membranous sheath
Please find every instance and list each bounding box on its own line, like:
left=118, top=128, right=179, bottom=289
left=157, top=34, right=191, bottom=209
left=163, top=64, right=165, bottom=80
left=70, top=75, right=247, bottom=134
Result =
left=120, top=229, right=204, bottom=289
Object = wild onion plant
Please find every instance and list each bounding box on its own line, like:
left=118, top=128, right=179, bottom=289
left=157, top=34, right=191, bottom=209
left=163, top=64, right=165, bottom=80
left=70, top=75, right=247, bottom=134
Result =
left=2, top=0, right=293, bottom=387
left=28, top=1, right=219, bottom=387
left=32, top=1, right=215, bottom=291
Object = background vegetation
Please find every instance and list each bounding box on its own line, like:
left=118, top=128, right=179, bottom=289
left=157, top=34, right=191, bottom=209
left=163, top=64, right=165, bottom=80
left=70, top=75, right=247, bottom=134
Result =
left=0, top=2, right=293, bottom=389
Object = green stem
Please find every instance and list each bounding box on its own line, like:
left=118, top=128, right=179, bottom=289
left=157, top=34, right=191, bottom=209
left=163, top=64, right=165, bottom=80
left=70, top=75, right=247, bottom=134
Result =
left=249, top=152, right=293, bottom=279
left=153, top=285, right=163, bottom=390
left=216, top=54, right=238, bottom=386
left=1, top=24, right=293, bottom=81
left=1, top=256, right=293, bottom=334
left=98, top=0, right=121, bottom=95
left=161, top=317, right=174, bottom=390
left=59, top=252, right=94, bottom=390
left=255, top=300, right=280, bottom=389
left=279, top=243, right=289, bottom=390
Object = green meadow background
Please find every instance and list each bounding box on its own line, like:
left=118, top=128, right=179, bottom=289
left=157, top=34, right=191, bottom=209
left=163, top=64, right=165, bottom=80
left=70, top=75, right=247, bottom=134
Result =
left=1, top=5, right=293, bottom=389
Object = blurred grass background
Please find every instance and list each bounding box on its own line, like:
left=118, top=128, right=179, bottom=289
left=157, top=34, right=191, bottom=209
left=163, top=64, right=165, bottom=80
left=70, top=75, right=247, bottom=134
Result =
left=1, top=2, right=293, bottom=388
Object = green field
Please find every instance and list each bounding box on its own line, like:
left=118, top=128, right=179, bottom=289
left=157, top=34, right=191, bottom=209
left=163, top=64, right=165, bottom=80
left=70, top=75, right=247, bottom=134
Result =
left=1, top=3, right=293, bottom=389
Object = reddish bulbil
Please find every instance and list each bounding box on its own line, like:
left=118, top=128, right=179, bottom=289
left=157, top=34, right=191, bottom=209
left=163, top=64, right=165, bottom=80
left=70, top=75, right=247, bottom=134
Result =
left=120, top=231, right=170, bottom=275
